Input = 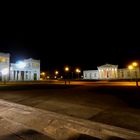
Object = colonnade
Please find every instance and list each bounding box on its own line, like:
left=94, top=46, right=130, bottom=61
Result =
left=10, top=70, right=39, bottom=81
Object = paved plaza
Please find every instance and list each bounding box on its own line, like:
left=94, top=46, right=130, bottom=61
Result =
left=1, top=82, right=140, bottom=139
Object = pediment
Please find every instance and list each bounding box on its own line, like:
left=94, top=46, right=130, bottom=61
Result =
left=97, top=64, right=118, bottom=69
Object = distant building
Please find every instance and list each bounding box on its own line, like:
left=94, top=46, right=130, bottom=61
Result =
left=83, top=64, right=139, bottom=80
left=0, top=52, right=40, bottom=81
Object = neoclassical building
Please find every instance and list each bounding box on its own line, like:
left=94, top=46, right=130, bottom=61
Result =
left=0, top=52, right=40, bottom=81
left=83, top=64, right=140, bottom=80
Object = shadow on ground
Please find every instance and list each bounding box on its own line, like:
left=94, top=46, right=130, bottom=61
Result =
left=0, top=84, right=79, bottom=91
left=0, top=129, right=54, bottom=140
left=88, top=86, right=140, bottom=109
left=68, top=134, right=125, bottom=140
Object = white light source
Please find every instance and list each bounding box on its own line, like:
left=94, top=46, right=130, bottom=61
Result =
left=16, top=61, right=26, bottom=69
left=1, top=68, right=9, bottom=75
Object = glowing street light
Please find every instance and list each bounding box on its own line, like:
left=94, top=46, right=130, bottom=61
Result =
left=128, top=65, right=133, bottom=70
left=55, top=71, right=59, bottom=75
left=75, top=68, right=81, bottom=79
left=132, top=62, right=138, bottom=67
left=128, top=61, right=139, bottom=87
left=65, top=67, right=69, bottom=72
left=64, top=66, right=70, bottom=84
left=41, top=72, right=46, bottom=80
left=76, top=68, right=81, bottom=73
left=41, top=72, right=45, bottom=76
left=55, top=71, right=59, bottom=79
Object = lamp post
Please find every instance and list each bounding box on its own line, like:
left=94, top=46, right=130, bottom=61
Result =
left=41, top=72, right=46, bottom=80
left=132, top=62, right=139, bottom=87
left=64, top=66, right=70, bottom=84
left=55, top=71, right=59, bottom=79
left=76, top=68, right=81, bottom=80
left=128, top=62, right=139, bottom=87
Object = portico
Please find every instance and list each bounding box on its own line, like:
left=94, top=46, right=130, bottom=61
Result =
left=83, top=63, right=119, bottom=80
left=98, top=64, right=118, bottom=79
left=10, top=58, right=40, bottom=81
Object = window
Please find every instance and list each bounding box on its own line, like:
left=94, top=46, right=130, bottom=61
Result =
left=0, top=57, right=8, bottom=63
left=33, top=63, right=39, bottom=67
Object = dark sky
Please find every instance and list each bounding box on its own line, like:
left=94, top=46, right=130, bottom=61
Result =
left=0, top=5, right=139, bottom=72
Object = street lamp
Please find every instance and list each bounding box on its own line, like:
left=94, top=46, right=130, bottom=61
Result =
left=55, top=71, right=59, bottom=75
left=128, top=62, right=139, bottom=87
left=132, top=62, right=138, bottom=67
left=65, top=67, right=69, bottom=72
left=64, top=66, right=70, bottom=84
left=55, top=71, right=59, bottom=79
left=41, top=72, right=46, bottom=80
left=76, top=68, right=81, bottom=80
left=132, top=62, right=139, bottom=87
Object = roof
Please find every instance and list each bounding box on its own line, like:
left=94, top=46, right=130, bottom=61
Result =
left=97, top=63, right=118, bottom=69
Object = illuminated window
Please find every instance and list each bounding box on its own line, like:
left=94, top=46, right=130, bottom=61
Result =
left=0, top=57, right=8, bottom=62
left=33, top=63, right=39, bottom=67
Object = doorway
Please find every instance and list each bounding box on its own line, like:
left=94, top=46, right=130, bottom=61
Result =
left=0, top=72, right=2, bottom=81
left=34, top=73, right=37, bottom=80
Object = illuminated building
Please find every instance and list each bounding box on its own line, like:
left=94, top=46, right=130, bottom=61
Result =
left=0, top=52, right=40, bottom=81
left=83, top=63, right=140, bottom=80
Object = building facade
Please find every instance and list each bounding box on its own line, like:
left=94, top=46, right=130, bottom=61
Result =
left=83, top=64, right=140, bottom=80
left=0, top=52, right=40, bottom=81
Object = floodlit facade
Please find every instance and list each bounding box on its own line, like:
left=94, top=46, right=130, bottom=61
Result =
left=0, top=52, right=40, bottom=81
left=83, top=64, right=140, bottom=80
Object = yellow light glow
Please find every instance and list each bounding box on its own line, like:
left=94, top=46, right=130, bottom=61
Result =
left=65, top=67, right=69, bottom=72
left=132, top=62, right=138, bottom=67
left=41, top=72, right=45, bottom=76
left=128, top=65, right=133, bottom=70
left=76, top=68, right=81, bottom=73
left=55, top=71, right=59, bottom=75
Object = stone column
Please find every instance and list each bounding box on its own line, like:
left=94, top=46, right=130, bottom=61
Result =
left=18, top=71, right=21, bottom=81
left=28, top=71, right=31, bottom=80
left=15, top=71, right=17, bottom=81
left=37, top=71, right=40, bottom=80
left=10, top=70, right=14, bottom=81
left=24, top=71, right=26, bottom=81
left=31, top=72, right=34, bottom=80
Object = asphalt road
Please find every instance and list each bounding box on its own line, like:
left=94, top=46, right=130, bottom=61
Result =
left=0, top=79, right=140, bottom=86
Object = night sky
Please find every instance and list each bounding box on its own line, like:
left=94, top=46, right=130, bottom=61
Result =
left=0, top=5, right=139, bottom=73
